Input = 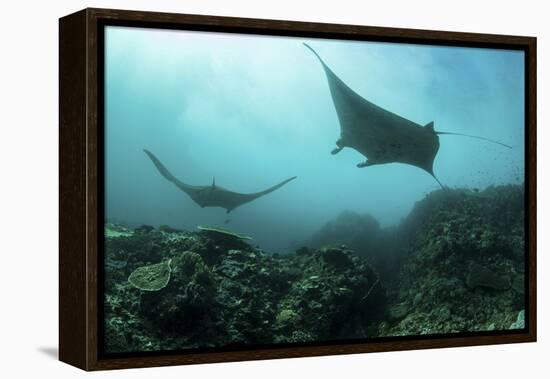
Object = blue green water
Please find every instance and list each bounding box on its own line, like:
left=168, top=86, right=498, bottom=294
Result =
left=104, top=26, right=525, bottom=253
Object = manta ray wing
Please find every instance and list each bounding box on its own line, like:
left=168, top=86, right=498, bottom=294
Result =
left=221, top=176, right=298, bottom=213
left=304, top=43, right=511, bottom=188
left=303, top=43, right=442, bottom=181
left=144, top=150, right=297, bottom=212
left=143, top=149, right=203, bottom=195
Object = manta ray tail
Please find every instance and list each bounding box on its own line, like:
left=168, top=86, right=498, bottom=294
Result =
left=436, top=132, right=512, bottom=149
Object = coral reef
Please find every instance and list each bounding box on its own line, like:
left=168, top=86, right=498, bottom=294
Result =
left=104, top=226, right=384, bottom=353
left=128, top=260, right=172, bottom=291
left=308, top=211, right=403, bottom=281
left=104, top=184, right=526, bottom=353
left=466, top=263, right=511, bottom=290
left=379, top=185, right=525, bottom=336
left=509, top=310, right=525, bottom=329
left=197, top=226, right=252, bottom=240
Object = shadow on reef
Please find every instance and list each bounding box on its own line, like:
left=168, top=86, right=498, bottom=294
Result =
left=104, top=184, right=526, bottom=353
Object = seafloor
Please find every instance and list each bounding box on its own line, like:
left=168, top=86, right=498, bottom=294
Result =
left=104, top=184, right=526, bottom=353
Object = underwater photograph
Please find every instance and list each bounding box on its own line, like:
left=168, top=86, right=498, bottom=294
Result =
left=102, top=25, right=526, bottom=354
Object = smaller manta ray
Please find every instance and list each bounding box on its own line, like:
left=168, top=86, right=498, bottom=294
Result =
left=303, top=43, right=511, bottom=188
left=144, top=150, right=297, bottom=213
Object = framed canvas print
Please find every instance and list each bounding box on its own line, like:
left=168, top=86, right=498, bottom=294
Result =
left=59, top=8, right=536, bottom=371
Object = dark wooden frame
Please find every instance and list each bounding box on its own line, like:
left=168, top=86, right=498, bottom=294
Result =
left=59, top=7, right=537, bottom=371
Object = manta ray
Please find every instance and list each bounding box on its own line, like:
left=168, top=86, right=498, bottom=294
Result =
left=144, top=149, right=297, bottom=213
left=303, top=43, right=511, bottom=188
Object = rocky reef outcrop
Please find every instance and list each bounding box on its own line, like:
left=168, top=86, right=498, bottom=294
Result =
left=380, top=185, right=525, bottom=336
left=308, top=211, right=402, bottom=281
left=104, top=184, right=526, bottom=353
left=104, top=225, right=384, bottom=353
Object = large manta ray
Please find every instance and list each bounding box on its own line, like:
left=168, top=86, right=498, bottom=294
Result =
left=144, top=150, right=297, bottom=213
left=303, top=43, right=511, bottom=188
